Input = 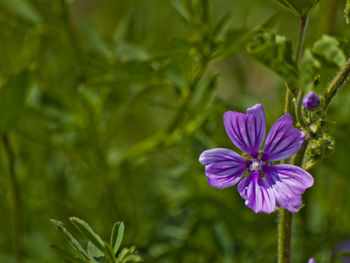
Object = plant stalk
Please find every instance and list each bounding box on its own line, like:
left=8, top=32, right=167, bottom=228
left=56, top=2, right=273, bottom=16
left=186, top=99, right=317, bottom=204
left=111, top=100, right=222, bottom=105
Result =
left=278, top=15, right=309, bottom=263
left=278, top=208, right=293, bottom=263
left=2, top=134, right=22, bottom=263
left=295, top=16, right=308, bottom=65
left=323, top=58, right=350, bottom=110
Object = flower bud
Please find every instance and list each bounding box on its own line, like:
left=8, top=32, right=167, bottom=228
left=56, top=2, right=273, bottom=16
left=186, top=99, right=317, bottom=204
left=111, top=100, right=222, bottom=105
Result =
left=303, top=92, right=320, bottom=110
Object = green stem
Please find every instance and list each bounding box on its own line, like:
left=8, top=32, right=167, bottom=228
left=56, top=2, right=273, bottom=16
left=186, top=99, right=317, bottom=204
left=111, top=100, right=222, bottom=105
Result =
left=292, top=140, right=309, bottom=167
left=323, top=58, right=350, bottom=110
left=2, top=134, right=22, bottom=263
left=278, top=15, right=309, bottom=263
left=295, top=16, right=308, bottom=65
left=284, top=86, right=293, bottom=114
left=278, top=208, right=293, bottom=263
left=60, top=0, right=86, bottom=81
left=295, top=90, right=307, bottom=128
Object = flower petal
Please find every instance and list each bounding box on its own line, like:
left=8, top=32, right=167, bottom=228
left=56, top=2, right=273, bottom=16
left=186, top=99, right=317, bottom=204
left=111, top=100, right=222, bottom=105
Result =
left=199, top=148, right=248, bottom=189
left=223, top=104, right=266, bottom=158
left=263, top=164, right=314, bottom=213
left=308, top=258, right=317, bottom=263
left=237, top=171, right=276, bottom=213
left=262, top=114, right=305, bottom=161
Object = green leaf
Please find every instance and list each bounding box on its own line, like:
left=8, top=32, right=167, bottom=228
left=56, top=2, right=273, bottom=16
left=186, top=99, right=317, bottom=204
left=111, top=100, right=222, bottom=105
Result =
left=247, top=30, right=297, bottom=82
left=0, top=0, right=42, bottom=23
left=312, top=35, right=346, bottom=68
left=80, top=23, right=113, bottom=59
left=0, top=71, right=29, bottom=136
left=69, top=217, right=106, bottom=253
left=87, top=241, right=105, bottom=259
left=214, top=13, right=278, bottom=59
left=275, top=0, right=319, bottom=17
left=49, top=243, right=88, bottom=263
left=117, top=248, right=129, bottom=262
left=346, top=0, right=350, bottom=25
left=170, top=0, right=191, bottom=22
left=110, top=222, right=124, bottom=254
left=50, top=219, right=91, bottom=261
left=117, top=246, right=140, bottom=263
left=113, top=15, right=131, bottom=43
left=122, top=254, right=142, bottom=263
left=115, top=42, right=150, bottom=62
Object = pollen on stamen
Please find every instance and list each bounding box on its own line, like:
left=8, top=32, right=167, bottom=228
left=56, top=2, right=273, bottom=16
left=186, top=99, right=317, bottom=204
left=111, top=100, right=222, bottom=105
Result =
left=249, top=159, right=263, bottom=172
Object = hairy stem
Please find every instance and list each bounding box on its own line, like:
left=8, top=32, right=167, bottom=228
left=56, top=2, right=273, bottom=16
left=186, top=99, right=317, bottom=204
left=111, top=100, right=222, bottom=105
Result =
left=284, top=85, right=293, bottom=114
left=278, top=15, right=309, bottom=263
left=2, top=134, right=22, bottom=263
left=278, top=208, right=293, bottom=263
left=323, top=58, right=350, bottom=110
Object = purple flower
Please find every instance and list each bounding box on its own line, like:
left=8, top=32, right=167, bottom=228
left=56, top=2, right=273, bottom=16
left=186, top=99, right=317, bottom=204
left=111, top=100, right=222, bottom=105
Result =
left=308, top=258, right=317, bottom=263
left=303, top=92, right=320, bottom=110
left=199, top=104, right=314, bottom=213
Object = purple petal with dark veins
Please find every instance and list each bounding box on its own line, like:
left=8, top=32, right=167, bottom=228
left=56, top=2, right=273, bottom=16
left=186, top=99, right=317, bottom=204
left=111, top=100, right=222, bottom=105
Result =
left=223, top=104, right=266, bottom=158
left=199, top=148, right=249, bottom=189
left=237, top=171, right=276, bottom=213
left=262, top=114, right=305, bottom=161
left=263, top=164, right=314, bottom=213
left=308, top=258, right=317, bottom=263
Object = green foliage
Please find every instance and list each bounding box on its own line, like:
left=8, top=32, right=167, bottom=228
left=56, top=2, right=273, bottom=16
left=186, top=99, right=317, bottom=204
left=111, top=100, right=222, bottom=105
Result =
left=247, top=30, right=297, bottom=82
left=275, top=0, right=319, bottom=17
left=51, top=218, right=142, bottom=263
left=345, top=0, right=350, bottom=25
left=312, top=35, right=347, bottom=68
left=0, top=0, right=42, bottom=23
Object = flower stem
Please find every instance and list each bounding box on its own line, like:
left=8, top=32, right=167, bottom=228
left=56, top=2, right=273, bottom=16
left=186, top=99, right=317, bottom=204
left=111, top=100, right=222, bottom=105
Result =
left=323, top=57, right=350, bottom=110
left=284, top=84, right=293, bottom=114
left=2, top=134, right=22, bottom=263
left=278, top=208, right=293, bottom=263
left=278, top=15, right=309, bottom=263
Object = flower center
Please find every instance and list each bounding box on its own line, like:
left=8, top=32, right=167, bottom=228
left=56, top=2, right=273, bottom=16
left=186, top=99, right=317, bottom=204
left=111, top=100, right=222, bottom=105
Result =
left=249, top=159, right=263, bottom=172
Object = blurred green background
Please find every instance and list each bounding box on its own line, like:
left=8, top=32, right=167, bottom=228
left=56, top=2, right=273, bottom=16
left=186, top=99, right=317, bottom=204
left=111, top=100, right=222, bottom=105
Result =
left=1, top=0, right=350, bottom=262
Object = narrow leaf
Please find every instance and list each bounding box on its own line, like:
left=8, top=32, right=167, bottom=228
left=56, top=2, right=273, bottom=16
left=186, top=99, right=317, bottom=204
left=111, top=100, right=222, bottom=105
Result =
left=69, top=217, right=106, bottom=253
left=170, top=0, right=191, bottom=22
left=110, top=222, right=124, bottom=254
left=49, top=243, right=88, bottom=263
left=0, top=0, right=42, bottom=23
left=50, top=219, right=91, bottom=261
left=87, top=241, right=104, bottom=259
left=122, top=254, right=142, bottom=263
